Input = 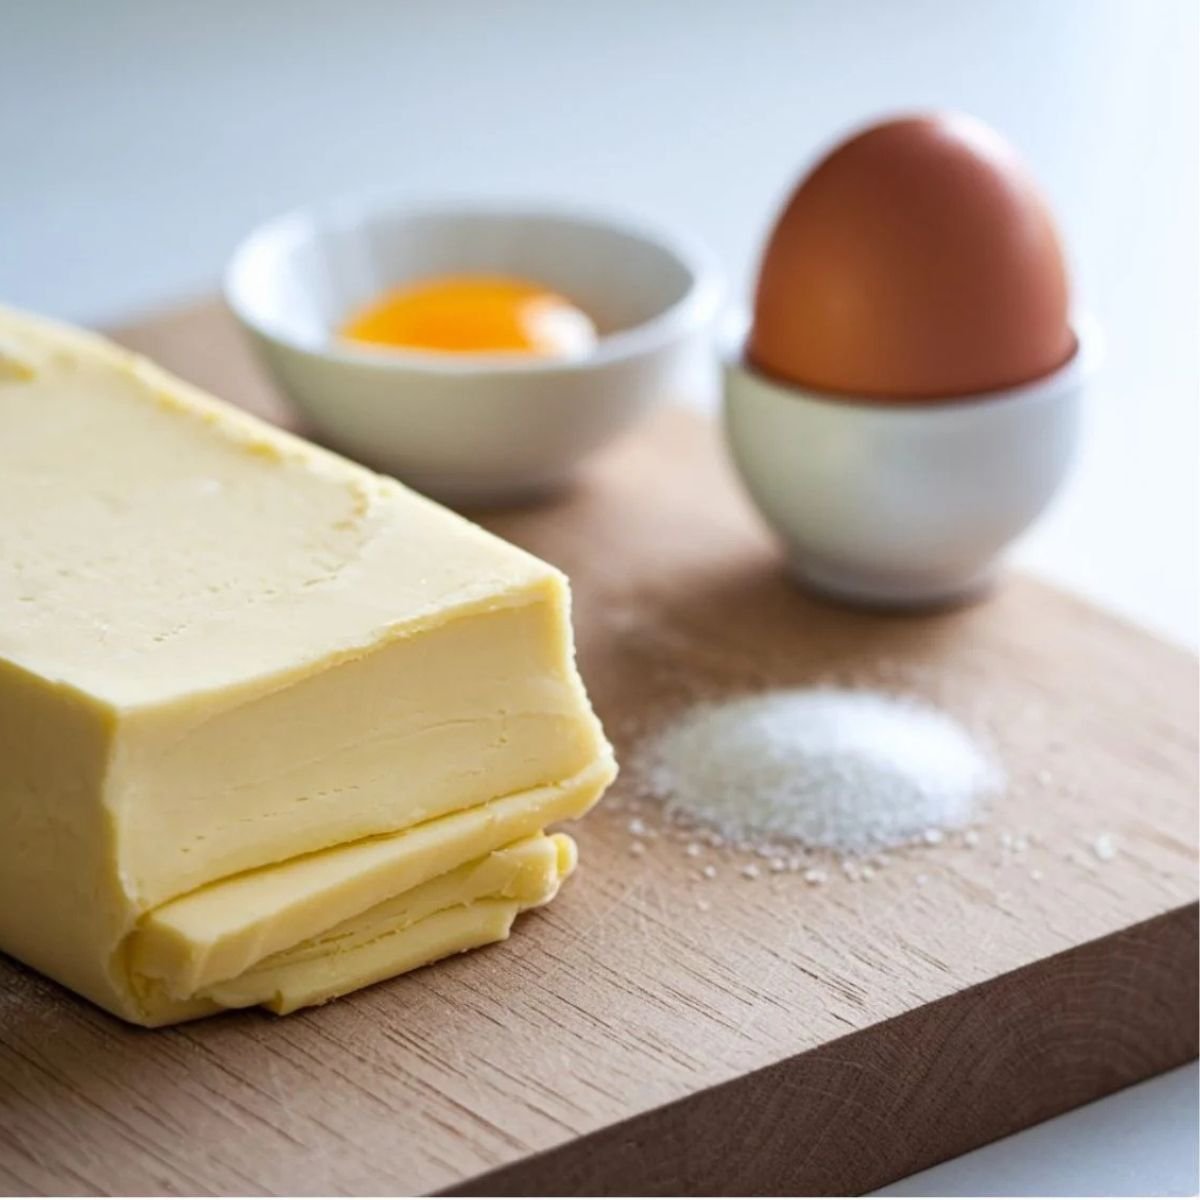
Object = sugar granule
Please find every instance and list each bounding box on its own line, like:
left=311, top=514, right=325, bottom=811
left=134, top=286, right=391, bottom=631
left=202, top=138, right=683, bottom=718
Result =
left=634, top=688, right=1002, bottom=855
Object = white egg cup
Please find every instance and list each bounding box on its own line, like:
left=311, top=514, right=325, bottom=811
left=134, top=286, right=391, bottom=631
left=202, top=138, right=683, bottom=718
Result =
left=723, top=318, right=1099, bottom=608
left=225, top=199, right=722, bottom=506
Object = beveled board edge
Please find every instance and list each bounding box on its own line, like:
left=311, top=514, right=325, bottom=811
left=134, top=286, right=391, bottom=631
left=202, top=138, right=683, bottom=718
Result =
left=446, top=905, right=1199, bottom=1196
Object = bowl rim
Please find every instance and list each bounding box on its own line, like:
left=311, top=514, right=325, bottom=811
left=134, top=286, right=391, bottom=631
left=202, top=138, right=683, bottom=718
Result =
left=722, top=311, right=1102, bottom=415
left=224, top=195, right=725, bottom=376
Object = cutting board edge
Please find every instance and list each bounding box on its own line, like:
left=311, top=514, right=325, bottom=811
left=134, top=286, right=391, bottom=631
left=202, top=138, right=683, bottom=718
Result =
left=445, top=901, right=1200, bottom=1197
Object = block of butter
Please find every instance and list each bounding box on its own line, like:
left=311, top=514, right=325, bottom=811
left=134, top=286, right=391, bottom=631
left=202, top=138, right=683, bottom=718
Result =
left=0, top=305, right=616, bottom=1026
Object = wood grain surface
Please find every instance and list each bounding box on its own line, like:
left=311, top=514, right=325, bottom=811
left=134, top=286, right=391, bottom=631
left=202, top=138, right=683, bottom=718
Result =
left=0, top=301, right=1195, bottom=1197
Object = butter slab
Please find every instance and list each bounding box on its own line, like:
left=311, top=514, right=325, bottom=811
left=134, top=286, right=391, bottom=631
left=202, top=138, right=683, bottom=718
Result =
left=0, top=305, right=614, bottom=1024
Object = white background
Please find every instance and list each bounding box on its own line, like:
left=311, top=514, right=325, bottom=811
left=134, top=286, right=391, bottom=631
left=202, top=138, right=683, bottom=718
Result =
left=3, top=1, right=1197, bottom=1192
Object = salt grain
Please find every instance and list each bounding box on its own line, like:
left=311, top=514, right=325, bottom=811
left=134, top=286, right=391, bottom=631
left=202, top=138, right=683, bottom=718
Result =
left=741, top=863, right=761, bottom=880
left=1092, top=833, right=1117, bottom=862
left=702, top=864, right=718, bottom=880
left=803, top=867, right=828, bottom=885
left=630, top=841, right=646, bottom=857
left=634, top=688, right=1000, bottom=855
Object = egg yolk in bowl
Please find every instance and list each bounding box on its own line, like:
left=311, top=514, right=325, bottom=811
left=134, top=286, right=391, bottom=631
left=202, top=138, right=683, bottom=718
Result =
left=341, top=276, right=598, bottom=359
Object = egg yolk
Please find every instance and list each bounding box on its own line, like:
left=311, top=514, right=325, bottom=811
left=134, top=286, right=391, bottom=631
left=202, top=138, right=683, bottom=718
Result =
left=341, top=276, right=597, bottom=358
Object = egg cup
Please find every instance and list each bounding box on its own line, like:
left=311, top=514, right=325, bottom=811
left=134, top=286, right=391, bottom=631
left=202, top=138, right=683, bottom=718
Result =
left=723, top=318, right=1099, bottom=608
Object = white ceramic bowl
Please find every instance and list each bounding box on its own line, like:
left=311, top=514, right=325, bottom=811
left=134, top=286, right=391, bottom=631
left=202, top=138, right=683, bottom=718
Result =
left=724, top=318, right=1099, bottom=608
left=225, top=199, right=722, bottom=504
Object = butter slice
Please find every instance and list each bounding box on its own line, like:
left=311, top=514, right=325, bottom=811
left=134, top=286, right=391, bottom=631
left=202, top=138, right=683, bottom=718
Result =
left=129, top=761, right=607, bottom=1001
left=208, top=832, right=577, bottom=1014
left=0, top=305, right=614, bottom=1025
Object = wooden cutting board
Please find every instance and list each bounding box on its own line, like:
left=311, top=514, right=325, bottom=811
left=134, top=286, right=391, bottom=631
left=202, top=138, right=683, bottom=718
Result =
left=1, top=302, right=1195, bottom=1197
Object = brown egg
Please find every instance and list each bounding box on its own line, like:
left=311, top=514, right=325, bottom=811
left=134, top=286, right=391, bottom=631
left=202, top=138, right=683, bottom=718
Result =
left=748, top=113, right=1075, bottom=400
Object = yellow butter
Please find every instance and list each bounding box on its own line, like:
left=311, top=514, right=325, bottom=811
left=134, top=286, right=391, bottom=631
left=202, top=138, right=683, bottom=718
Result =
left=228, top=902, right=521, bottom=1016
left=0, top=305, right=615, bottom=1025
left=129, top=763, right=606, bottom=1000
left=206, top=833, right=575, bottom=1014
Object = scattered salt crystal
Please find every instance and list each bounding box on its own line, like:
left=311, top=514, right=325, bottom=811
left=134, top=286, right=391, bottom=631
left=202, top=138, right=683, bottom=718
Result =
left=685, top=842, right=702, bottom=858
left=922, top=828, right=944, bottom=846
left=702, top=864, right=718, bottom=880
left=628, top=817, right=647, bottom=836
left=1036, top=768, right=1053, bottom=786
left=915, top=873, right=930, bottom=886
left=696, top=898, right=711, bottom=912
left=769, top=858, right=787, bottom=873
left=1030, top=869, right=1044, bottom=882
left=861, top=865, right=876, bottom=880
left=803, top=867, right=828, bottom=885
left=634, top=688, right=1000, bottom=855
left=741, top=863, right=761, bottom=880
left=1000, top=831, right=1014, bottom=849
left=1092, top=833, right=1117, bottom=862
left=630, top=841, right=646, bottom=856
left=963, top=830, right=981, bottom=848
